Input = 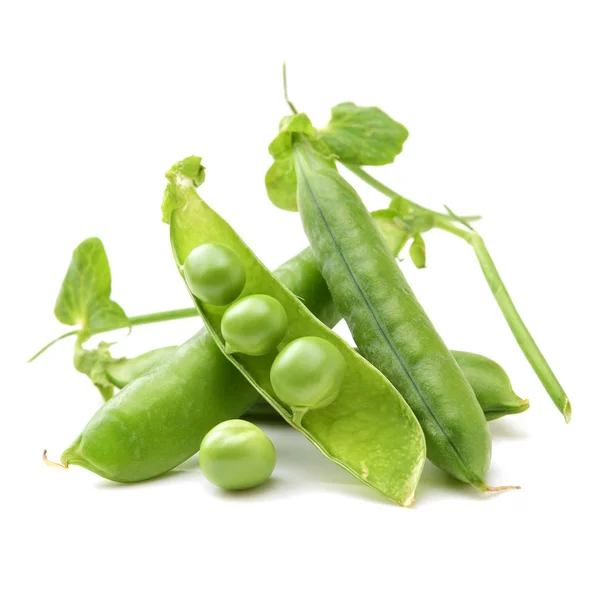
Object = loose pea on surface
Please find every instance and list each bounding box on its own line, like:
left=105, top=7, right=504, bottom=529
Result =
left=199, top=420, right=276, bottom=491
left=221, top=294, right=288, bottom=356
left=183, top=243, right=246, bottom=305
left=270, top=336, right=346, bottom=415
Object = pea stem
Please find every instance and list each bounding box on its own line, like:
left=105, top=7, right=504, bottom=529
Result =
left=27, top=330, right=79, bottom=362
left=342, top=163, right=481, bottom=223
left=283, top=62, right=298, bottom=115
left=128, top=308, right=197, bottom=326
left=484, top=485, right=521, bottom=492
left=291, top=407, right=308, bottom=426
left=28, top=308, right=198, bottom=363
left=43, top=450, right=67, bottom=470
left=344, top=165, right=572, bottom=422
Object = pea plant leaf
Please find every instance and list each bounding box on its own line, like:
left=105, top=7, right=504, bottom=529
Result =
left=268, top=114, right=316, bottom=159
left=409, top=233, right=427, bottom=269
left=265, top=113, right=317, bottom=212
left=371, top=209, right=411, bottom=256
left=265, top=158, right=298, bottom=211
left=54, top=238, right=129, bottom=334
left=389, top=195, right=411, bottom=216
left=73, top=336, right=117, bottom=401
left=317, top=102, right=409, bottom=166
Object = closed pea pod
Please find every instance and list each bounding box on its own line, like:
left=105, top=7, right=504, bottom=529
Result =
left=104, top=346, right=177, bottom=388
left=453, top=351, right=529, bottom=420
left=285, top=126, right=494, bottom=490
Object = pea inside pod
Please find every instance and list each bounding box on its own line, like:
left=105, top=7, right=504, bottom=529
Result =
left=183, top=242, right=246, bottom=305
left=221, top=294, right=288, bottom=356
left=270, top=336, right=346, bottom=423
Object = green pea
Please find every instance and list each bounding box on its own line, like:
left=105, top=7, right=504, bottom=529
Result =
left=270, top=336, right=346, bottom=420
left=183, top=243, right=246, bottom=305
left=221, top=294, right=288, bottom=356
left=199, top=420, right=276, bottom=490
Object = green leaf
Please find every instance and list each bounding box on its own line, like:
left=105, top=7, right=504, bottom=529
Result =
left=266, top=113, right=320, bottom=211
left=371, top=209, right=410, bottom=256
left=389, top=195, right=411, bottom=216
left=268, top=113, right=315, bottom=159
left=318, top=102, right=409, bottom=166
left=265, top=158, right=298, bottom=211
left=407, top=213, right=435, bottom=235
left=409, top=233, right=427, bottom=269
left=73, top=336, right=116, bottom=401
left=54, top=238, right=129, bottom=334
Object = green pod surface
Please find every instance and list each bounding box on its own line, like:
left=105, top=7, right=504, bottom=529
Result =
left=293, top=141, right=492, bottom=489
left=109, top=348, right=528, bottom=424
left=453, top=351, right=529, bottom=421
left=248, top=350, right=530, bottom=423
left=60, top=249, right=338, bottom=482
left=105, top=346, right=178, bottom=388
left=166, top=158, right=425, bottom=506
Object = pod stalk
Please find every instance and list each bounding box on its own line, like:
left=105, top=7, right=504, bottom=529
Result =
left=484, top=484, right=521, bottom=493
left=43, top=450, right=68, bottom=470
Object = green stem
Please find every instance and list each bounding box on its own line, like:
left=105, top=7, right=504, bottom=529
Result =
left=468, top=234, right=571, bottom=422
left=346, top=165, right=571, bottom=422
left=27, top=330, right=79, bottom=362
left=28, top=308, right=198, bottom=363
left=342, top=163, right=481, bottom=223
left=128, top=308, right=197, bottom=327
left=283, top=62, right=298, bottom=115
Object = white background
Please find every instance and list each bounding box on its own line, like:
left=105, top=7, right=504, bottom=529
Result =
left=1, top=1, right=598, bottom=598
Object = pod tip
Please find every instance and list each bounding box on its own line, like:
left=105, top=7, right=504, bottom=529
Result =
left=563, top=398, right=572, bottom=423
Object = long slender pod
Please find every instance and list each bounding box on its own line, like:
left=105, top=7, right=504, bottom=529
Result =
left=292, top=140, right=492, bottom=489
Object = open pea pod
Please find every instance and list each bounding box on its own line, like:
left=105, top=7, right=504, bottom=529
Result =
left=164, top=156, right=426, bottom=506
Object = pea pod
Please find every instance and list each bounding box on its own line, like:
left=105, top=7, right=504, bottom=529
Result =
left=165, top=156, right=426, bottom=506
left=109, top=347, right=529, bottom=423
left=452, top=351, right=529, bottom=421
left=56, top=210, right=394, bottom=483
left=105, top=346, right=177, bottom=388
left=59, top=247, right=339, bottom=482
left=291, top=137, right=492, bottom=490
